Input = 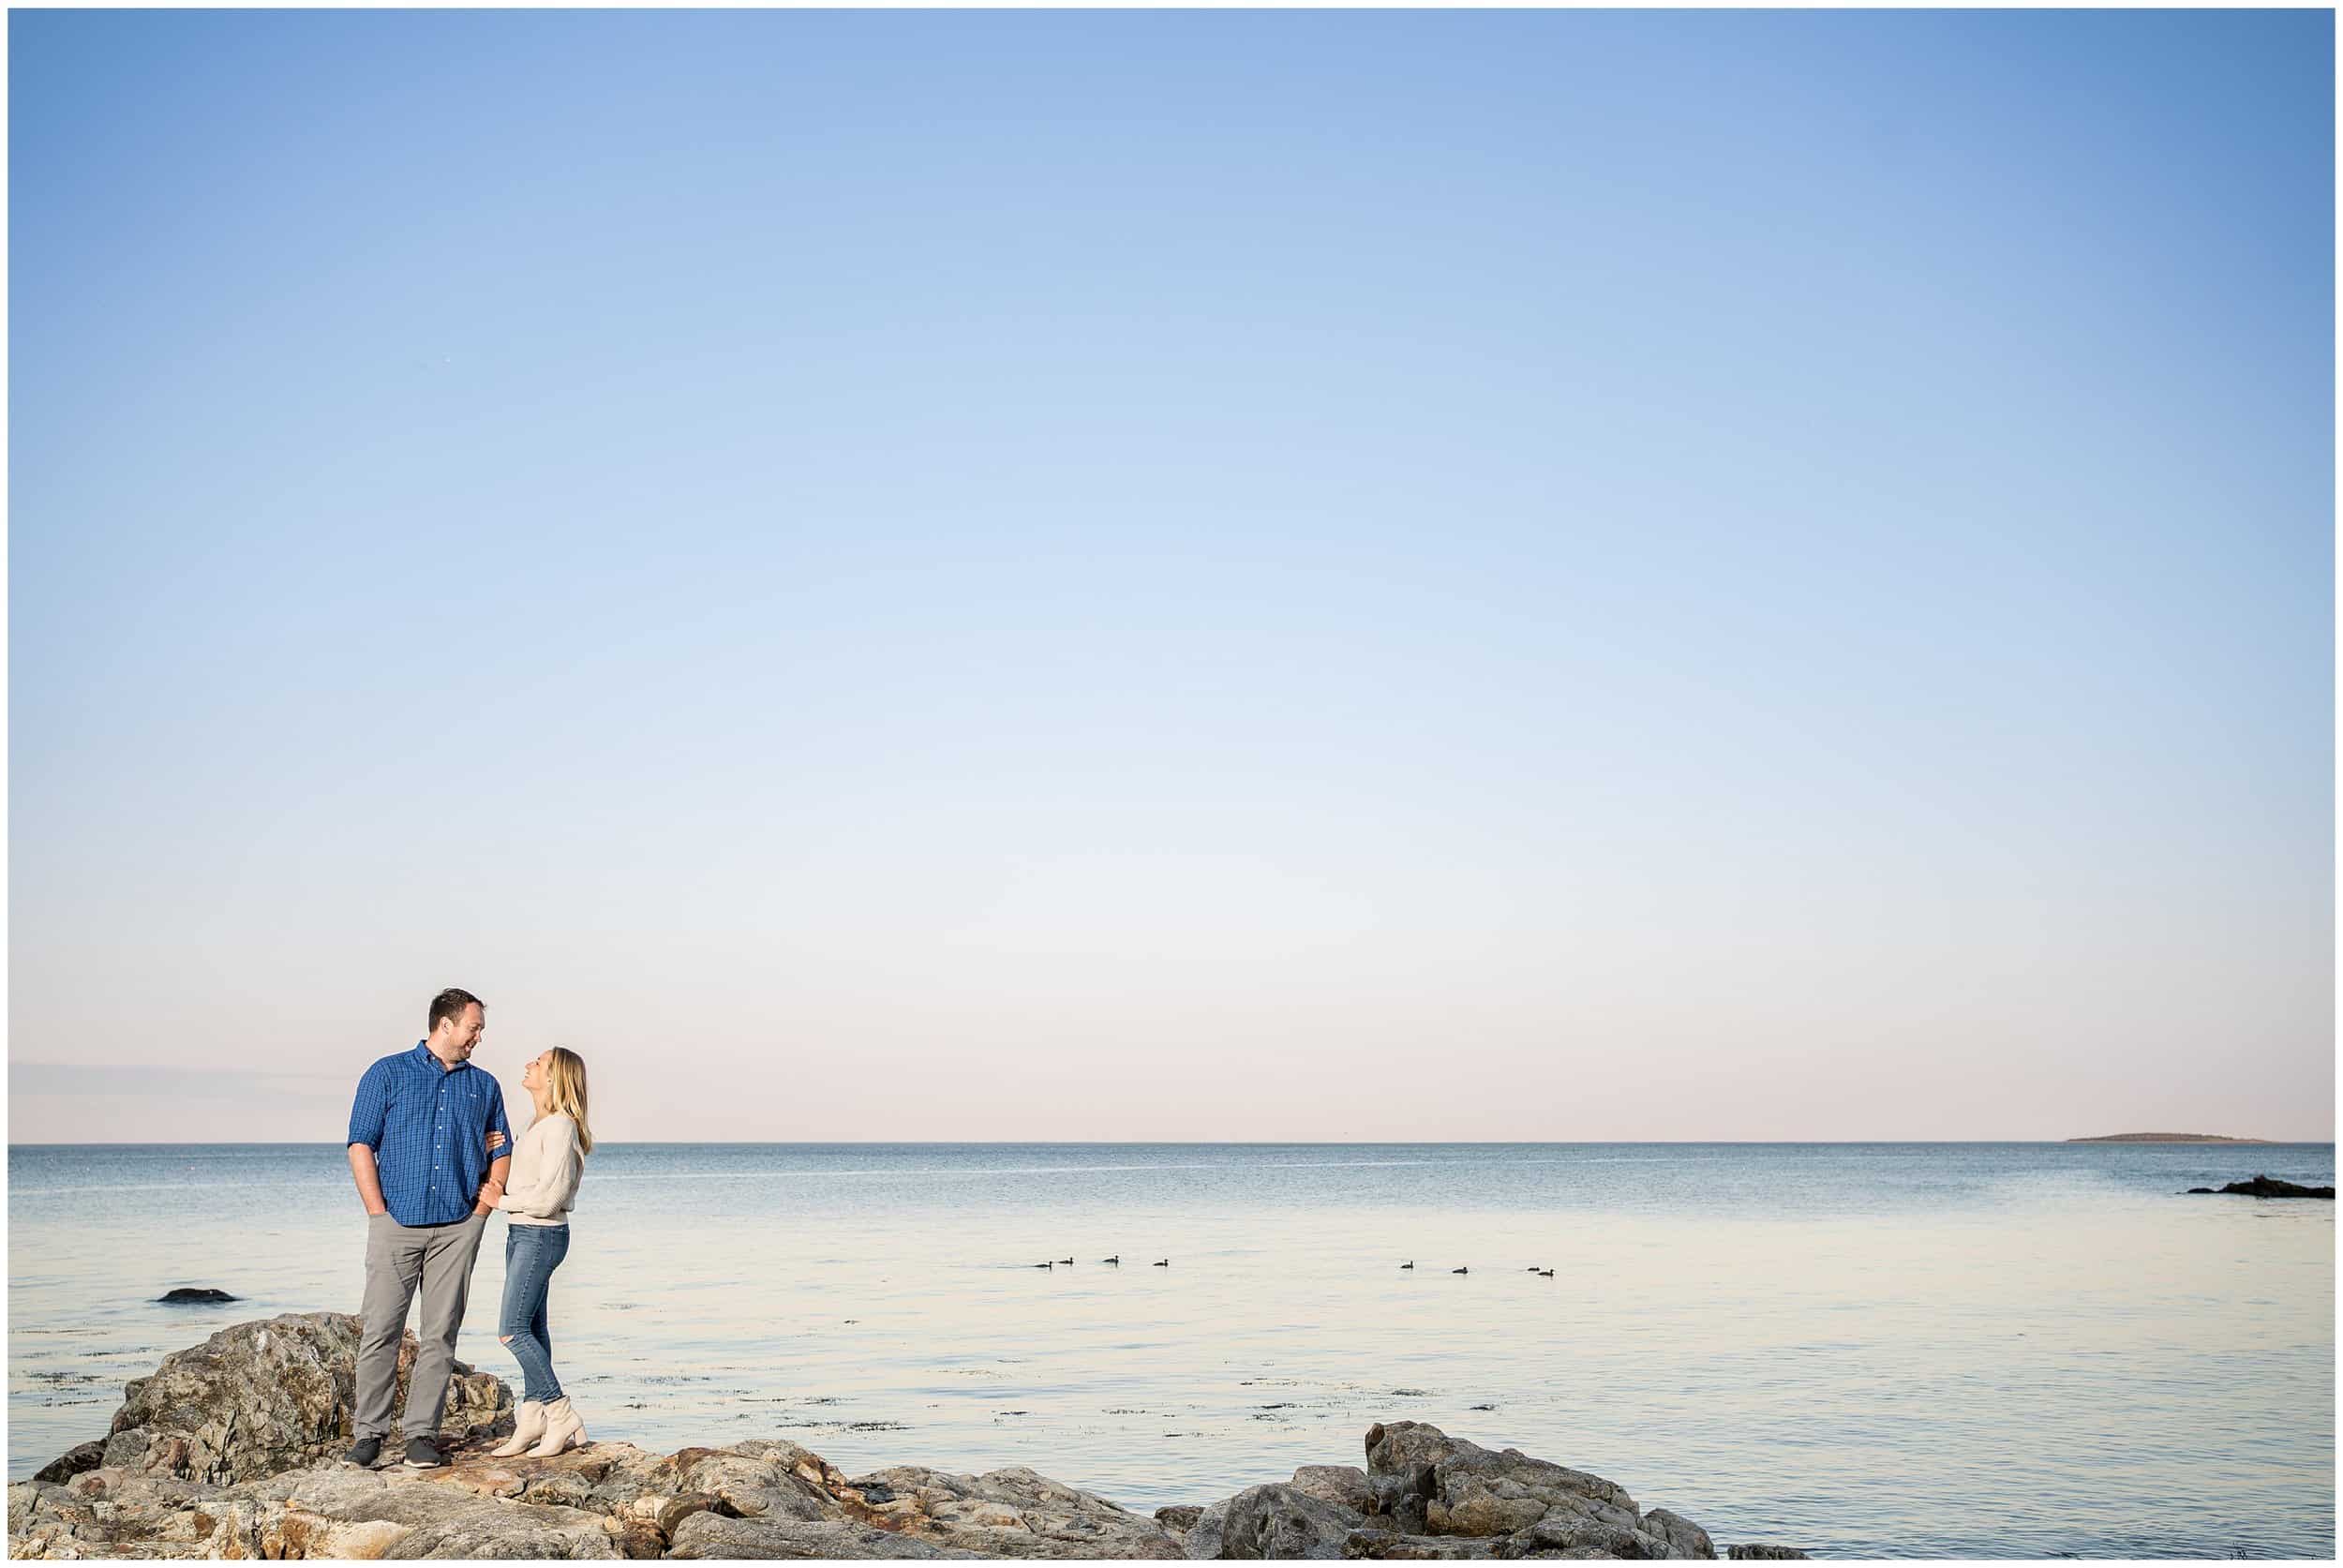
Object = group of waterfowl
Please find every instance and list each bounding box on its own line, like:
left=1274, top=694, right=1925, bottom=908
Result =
left=1401, top=1262, right=1555, bottom=1277
left=1022, top=1257, right=1555, bottom=1277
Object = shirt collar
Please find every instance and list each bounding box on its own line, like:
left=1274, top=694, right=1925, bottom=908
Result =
left=412, top=1039, right=466, bottom=1074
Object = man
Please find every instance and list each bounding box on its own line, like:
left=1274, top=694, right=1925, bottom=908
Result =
left=343, top=987, right=514, bottom=1469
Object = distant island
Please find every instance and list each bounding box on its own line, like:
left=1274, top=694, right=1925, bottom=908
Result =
left=2067, top=1132, right=2275, bottom=1143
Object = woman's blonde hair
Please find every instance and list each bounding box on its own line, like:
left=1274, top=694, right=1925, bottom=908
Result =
left=543, top=1047, right=594, bottom=1156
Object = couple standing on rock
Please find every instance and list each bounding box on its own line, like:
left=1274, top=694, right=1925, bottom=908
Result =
left=341, top=987, right=595, bottom=1471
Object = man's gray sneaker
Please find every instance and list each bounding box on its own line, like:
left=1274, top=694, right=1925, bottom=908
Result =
left=342, top=1436, right=382, bottom=1467
left=402, top=1436, right=443, bottom=1469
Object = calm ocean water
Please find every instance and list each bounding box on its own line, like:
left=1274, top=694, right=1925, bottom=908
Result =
left=7, top=1142, right=2333, bottom=1558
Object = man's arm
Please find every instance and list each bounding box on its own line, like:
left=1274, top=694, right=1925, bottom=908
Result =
left=474, top=1083, right=516, bottom=1214
left=349, top=1143, right=389, bottom=1217
left=347, top=1061, right=391, bottom=1217
left=476, top=1154, right=511, bottom=1217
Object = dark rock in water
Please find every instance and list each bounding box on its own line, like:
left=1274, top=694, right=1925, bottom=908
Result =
left=2187, top=1174, right=2336, bottom=1200
left=30, top=1442, right=104, bottom=1486
left=157, top=1288, right=236, bottom=1305
left=2184, top=1187, right=2217, bottom=1194
left=1728, top=1546, right=1812, bottom=1560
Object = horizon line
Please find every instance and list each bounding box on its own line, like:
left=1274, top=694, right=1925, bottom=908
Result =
left=7, top=1137, right=2332, bottom=1148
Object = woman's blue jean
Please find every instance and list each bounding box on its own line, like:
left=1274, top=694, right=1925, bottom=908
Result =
left=498, top=1222, right=569, bottom=1404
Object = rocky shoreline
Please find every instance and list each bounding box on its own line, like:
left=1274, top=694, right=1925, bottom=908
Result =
left=9, top=1313, right=1812, bottom=1560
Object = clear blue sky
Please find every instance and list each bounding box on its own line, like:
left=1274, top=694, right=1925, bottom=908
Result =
left=10, top=9, right=2334, bottom=1141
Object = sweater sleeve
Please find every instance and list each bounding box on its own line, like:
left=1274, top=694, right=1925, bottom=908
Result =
left=497, top=1116, right=582, bottom=1218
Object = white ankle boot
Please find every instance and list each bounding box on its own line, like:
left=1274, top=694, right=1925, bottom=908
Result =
left=490, top=1401, right=546, bottom=1457
left=530, top=1396, right=587, bottom=1457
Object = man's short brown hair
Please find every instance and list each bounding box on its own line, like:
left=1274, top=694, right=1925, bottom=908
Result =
left=427, top=988, right=485, bottom=1034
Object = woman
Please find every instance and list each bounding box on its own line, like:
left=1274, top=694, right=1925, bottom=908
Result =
left=487, top=1046, right=593, bottom=1458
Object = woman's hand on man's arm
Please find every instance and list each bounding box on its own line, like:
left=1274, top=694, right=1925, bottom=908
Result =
left=475, top=1130, right=511, bottom=1215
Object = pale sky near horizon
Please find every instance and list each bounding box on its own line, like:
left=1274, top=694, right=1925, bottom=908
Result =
left=10, top=9, right=2335, bottom=1144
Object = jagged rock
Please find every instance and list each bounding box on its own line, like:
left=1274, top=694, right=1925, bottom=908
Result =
left=670, top=1509, right=982, bottom=1558
left=157, top=1288, right=236, bottom=1304
left=1344, top=1531, right=1501, bottom=1559
left=1641, top=1509, right=1717, bottom=1560
left=1504, top=1515, right=1665, bottom=1558
left=1187, top=1499, right=1232, bottom=1558
left=29, top=1442, right=104, bottom=1486
left=1186, top=1482, right=1366, bottom=1559
left=844, top=1463, right=1185, bottom=1558
left=95, top=1310, right=509, bottom=1484
left=10, top=1469, right=269, bottom=1560
left=263, top=1466, right=621, bottom=1558
left=1157, top=1504, right=1206, bottom=1541
left=622, top=1443, right=842, bottom=1523
left=1365, top=1422, right=1642, bottom=1540
left=9, top=1461, right=626, bottom=1561
left=1725, top=1546, right=1810, bottom=1560
left=1291, top=1465, right=1373, bottom=1514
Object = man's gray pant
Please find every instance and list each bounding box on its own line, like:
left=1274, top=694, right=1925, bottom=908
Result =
left=354, top=1211, right=489, bottom=1441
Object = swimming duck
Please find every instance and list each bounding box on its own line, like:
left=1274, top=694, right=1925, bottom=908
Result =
left=1101, top=1255, right=1120, bottom=1265
left=1453, top=1266, right=1469, bottom=1276
left=1153, top=1259, right=1169, bottom=1267
left=1401, top=1261, right=1414, bottom=1270
left=1538, top=1269, right=1555, bottom=1278
left=1056, top=1257, right=1074, bottom=1265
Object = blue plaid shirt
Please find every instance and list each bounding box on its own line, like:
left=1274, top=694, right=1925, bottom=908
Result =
left=346, top=1041, right=514, bottom=1227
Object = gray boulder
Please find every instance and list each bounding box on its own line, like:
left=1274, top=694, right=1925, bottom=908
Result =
left=1504, top=1514, right=1671, bottom=1558
left=1643, top=1509, right=1718, bottom=1560
left=1184, top=1483, right=1366, bottom=1560
left=266, top=1466, right=621, bottom=1558
left=95, top=1310, right=509, bottom=1484
left=29, top=1441, right=104, bottom=1486
left=7, top=1462, right=624, bottom=1561
left=1365, top=1421, right=1640, bottom=1538
left=1157, top=1503, right=1207, bottom=1542
left=670, top=1511, right=982, bottom=1559
left=1726, top=1546, right=1811, bottom=1560
left=1361, top=1421, right=1707, bottom=1559
left=1291, top=1465, right=1373, bottom=1514
left=13, top=1471, right=260, bottom=1560
left=842, top=1462, right=1185, bottom=1559
left=621, top=1441, right=843, bottom=1523
left=1343, top=1531, right=1502, bottom=1559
